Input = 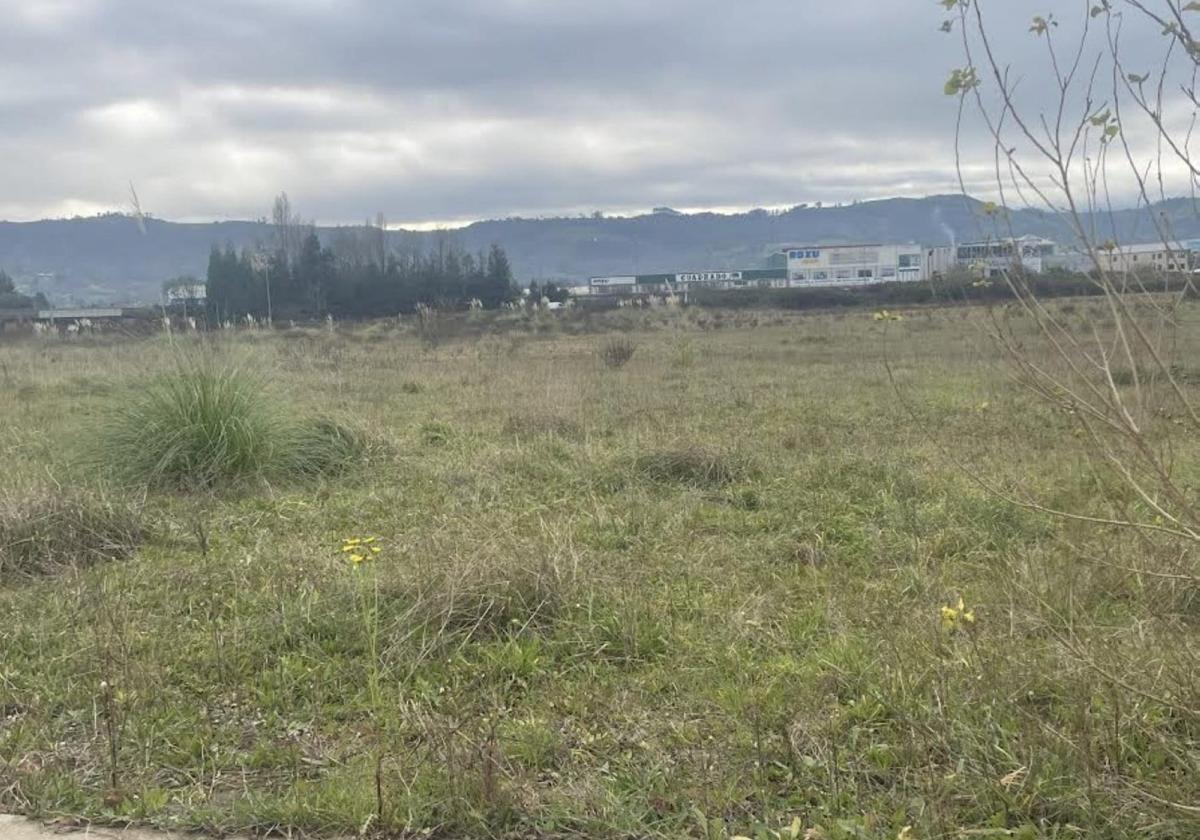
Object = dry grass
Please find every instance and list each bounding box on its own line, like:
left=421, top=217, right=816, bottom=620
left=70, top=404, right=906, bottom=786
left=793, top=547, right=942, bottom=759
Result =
left=0, top=486, right=147, bottom=580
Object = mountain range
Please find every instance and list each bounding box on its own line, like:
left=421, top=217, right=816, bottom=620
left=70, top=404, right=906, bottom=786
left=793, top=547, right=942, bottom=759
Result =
left=2, top=194, right=1196, bottom=305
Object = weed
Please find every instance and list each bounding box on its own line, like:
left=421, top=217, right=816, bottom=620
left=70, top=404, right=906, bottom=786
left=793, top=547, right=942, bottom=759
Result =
left=600, top=336, right=637, bottom=369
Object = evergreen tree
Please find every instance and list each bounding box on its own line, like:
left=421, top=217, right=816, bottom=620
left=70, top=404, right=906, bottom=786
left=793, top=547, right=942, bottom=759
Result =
left=485, top=244, right=514, bottom=307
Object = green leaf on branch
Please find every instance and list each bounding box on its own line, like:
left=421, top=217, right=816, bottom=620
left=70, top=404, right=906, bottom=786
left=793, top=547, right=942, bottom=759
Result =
left=943, top=67, right=980, bottom=96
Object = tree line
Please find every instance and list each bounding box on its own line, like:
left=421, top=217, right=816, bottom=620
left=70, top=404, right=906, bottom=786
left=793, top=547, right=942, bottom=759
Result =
left=203, top=194, right=518, bottom=322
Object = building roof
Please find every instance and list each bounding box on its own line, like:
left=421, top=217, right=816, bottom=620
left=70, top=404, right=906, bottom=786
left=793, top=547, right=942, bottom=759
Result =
left=1108, top=241, right=1189, bottom=254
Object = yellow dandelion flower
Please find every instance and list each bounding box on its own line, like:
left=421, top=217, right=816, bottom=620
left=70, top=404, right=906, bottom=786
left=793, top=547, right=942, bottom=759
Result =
left=370, top=546, right=382, bottom=554
left=349, top=553, right=366, bottom=565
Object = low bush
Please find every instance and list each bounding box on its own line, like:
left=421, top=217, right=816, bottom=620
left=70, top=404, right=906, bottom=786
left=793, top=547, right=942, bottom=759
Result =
left=0, top=486, right=147, bottom=580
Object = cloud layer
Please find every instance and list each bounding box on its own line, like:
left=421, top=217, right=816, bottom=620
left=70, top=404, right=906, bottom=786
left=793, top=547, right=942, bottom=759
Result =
left=0, top=0, right=1188, bottom=225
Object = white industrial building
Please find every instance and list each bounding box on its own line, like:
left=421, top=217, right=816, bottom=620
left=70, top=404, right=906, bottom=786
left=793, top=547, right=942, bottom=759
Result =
left=1095, top=241, right=1197, bottom=274
left=926, top=235, right=1060, bottom=278
left=784, top=243, right=925, bottom=286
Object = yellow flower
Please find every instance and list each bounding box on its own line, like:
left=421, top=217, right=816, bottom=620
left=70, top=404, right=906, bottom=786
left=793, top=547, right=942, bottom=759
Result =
left=341, top=536, right=381, bottom=563
left=942, top=597, right=975, bottom=630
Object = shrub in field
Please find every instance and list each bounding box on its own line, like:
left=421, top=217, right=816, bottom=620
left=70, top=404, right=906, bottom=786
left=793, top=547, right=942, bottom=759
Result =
left=96, top=357, right=366, bottom=490
left=633, top=446, right=750, bottom=488
left=0, top=487, right=147, bottom=579
left=599, top=337, right=636, bottom=369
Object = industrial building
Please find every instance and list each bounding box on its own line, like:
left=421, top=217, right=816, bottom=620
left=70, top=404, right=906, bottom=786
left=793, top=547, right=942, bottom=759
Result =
left=583, top=235, right=1077, bottom=299
left=1095, top=241, right=1197, bottom=274
left=784, top=244, right=925, bottom=285
left=926, top=235, right=1060, bottom=278
left=588, top=269, right=787, bottom=296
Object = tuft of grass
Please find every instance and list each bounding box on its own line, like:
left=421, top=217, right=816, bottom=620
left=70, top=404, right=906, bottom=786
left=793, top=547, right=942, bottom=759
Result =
left=402, top=551, right=580, bottom=642
left=0, top=486, right=147, bottom=580
left=632, top=446, right=750, bottom=488
left=288, top=417, right=372, bottom=477
left=502, top=412, right=582, bottom=441
left=599, top=336, right=636, bottom=369
left=94, top=357, right=365, bottom=490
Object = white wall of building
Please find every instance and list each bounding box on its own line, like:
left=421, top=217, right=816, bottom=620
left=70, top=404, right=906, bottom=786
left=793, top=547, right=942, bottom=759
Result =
left=784, top=244, right=924, bottom=286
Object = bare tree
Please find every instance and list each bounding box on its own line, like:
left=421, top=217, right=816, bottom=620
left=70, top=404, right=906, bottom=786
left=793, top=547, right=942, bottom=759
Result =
left=944, top=0, right=1200, bottom=549
left=271, top=191, right=305, bottom=270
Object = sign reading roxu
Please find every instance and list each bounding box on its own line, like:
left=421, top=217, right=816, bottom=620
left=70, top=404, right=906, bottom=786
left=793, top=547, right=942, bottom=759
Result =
left=787, top=249, right=821, bottom=260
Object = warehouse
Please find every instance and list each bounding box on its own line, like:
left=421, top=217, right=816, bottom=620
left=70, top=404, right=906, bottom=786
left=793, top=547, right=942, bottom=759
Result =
left=926, top=235, right=1060, bottom=278
left=784, top=243, right=925, bottom=286
left=1095, top=241, right=1197, bottom=274
left=588, top=269, right=786, bottom=297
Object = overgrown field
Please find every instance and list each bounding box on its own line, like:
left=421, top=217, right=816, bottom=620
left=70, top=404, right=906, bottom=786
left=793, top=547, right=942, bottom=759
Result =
left=1, top=305, right=1198, bottom=839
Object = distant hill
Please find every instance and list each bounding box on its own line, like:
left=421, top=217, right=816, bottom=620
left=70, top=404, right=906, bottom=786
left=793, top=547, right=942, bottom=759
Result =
left=1, top=195, right=1195, bottom=305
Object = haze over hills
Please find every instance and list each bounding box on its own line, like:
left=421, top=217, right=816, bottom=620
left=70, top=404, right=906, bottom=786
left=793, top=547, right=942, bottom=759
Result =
left=0, top=194, right=1194, bottom=305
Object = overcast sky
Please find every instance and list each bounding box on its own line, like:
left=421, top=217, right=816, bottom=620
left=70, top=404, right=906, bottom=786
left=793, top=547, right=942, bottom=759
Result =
left=0, top=0, right=1188, bottom=226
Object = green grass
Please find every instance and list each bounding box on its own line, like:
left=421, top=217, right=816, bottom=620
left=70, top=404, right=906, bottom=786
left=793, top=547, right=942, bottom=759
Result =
left=91, top=353, right=368, bottom=490
left=0, top=306, right=1197, bottom=839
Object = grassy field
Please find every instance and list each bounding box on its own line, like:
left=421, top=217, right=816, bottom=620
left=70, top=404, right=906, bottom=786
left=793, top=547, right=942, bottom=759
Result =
left=1, top=304, right=1198, bottom=839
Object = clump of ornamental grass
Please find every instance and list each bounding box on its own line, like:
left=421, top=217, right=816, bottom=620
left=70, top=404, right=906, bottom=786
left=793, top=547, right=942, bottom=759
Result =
left=0, top=486, right=148, bottom=580
left=632, top=445, right=751, bottom=489
left=94, top=357, right=367, bottom=490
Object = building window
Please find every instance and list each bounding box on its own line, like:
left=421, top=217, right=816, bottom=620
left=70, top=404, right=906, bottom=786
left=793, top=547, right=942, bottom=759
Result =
left=813, top=271, right=828, bottom=280
left=858, top=269, right=874, bottom=279
left=791, top=271, right=807, bottom=281
left=882, top=267, right=896, bottom=278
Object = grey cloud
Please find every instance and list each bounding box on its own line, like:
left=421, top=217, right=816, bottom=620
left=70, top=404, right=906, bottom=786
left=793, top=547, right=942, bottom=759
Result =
left=0, top=0, right=1185, bottom=223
